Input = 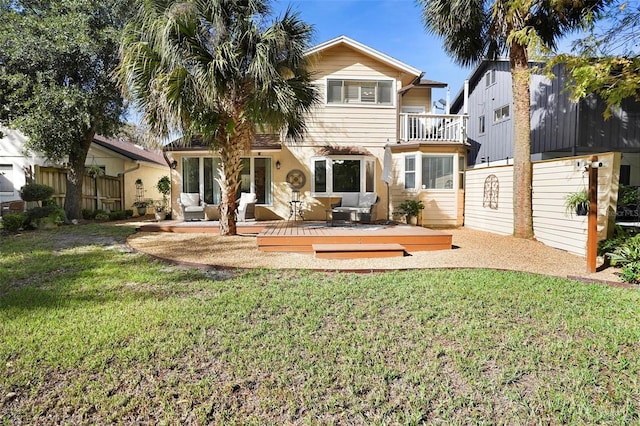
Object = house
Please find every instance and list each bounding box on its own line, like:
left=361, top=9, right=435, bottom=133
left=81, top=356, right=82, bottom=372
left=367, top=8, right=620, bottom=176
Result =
left=164, top=36, right=469, bottom=226
left=0, top=126, right=168, bottom=213
left=450, top=59, right=640, bottom=187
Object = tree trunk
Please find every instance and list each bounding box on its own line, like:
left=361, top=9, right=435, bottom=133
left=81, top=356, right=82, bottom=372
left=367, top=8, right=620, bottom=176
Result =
left=64, top=130, right=95, bottom=221
left=218, top=128, right=250, bottom=236
left=510, top=43, right=534, bottom=239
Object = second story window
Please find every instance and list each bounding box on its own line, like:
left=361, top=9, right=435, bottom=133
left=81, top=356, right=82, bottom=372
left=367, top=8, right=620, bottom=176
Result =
left=493, top=105, right=510, bottom=122
left=327, top=79, right=393, bottom=105
left=478, top=115, right=486, bottom=134
left=485, top=69, right=496, bottom=87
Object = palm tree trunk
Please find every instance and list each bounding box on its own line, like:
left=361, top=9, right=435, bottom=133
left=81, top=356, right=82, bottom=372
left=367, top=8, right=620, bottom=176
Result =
left=510, top=44, right=534, bottom=239
left=218, top=132, right=247, bottom=236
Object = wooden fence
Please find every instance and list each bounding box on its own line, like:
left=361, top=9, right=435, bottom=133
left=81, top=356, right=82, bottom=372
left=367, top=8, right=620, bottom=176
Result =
left=34, top=166, right=123, bottom=212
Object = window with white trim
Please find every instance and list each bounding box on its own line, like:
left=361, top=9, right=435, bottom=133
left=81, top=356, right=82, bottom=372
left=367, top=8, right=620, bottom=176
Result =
left=478, top=115, right=486, bottom=134
left=421, top=155, right=454, bottom=189
left=493, top=105, right=510, bottom=122
left=327, top=79, right=393, bottom=105
left=312, top=156, right=375, bottom=195
left=485, top=69, right=496, bottom=87
left=404, top=156, right=416, bottom=189
left=0, top=165, right=12, bottom=192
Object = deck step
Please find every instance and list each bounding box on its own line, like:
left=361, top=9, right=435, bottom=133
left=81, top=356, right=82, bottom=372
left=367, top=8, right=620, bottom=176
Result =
left=313, top=243, right=406, bottom=259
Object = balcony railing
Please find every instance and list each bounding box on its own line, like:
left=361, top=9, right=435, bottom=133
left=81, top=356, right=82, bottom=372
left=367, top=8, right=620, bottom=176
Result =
left=399, top=113, right=467, bottom=143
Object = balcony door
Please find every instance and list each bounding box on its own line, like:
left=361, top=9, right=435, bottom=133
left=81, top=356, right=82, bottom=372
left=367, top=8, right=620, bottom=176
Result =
left=402, top=106, right=426, bottom=140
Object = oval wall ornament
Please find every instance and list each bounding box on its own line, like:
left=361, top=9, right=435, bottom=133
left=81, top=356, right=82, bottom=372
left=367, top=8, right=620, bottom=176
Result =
left=286, top=169, right=306, bottom=189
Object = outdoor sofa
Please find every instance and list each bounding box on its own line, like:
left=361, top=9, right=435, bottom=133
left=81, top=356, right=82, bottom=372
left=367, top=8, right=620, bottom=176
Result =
left=331, top=193, right=379, bottom=223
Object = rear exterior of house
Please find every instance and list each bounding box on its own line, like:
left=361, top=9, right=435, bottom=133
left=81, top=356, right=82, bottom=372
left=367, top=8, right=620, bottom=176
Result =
left=451, top=60, right=640, bottom=187
left=165, top=36, right=469, bottom=227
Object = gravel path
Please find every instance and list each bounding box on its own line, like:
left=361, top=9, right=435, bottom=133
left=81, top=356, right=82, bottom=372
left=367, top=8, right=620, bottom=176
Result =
left=127, top=226, right=627, bottom=284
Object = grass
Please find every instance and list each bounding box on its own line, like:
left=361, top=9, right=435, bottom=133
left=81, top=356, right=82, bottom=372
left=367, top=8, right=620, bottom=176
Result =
left=1, top=223, right=640, bottom=424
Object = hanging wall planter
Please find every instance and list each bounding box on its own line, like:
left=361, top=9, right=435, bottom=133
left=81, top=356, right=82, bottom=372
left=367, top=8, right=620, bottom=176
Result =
left=564, top=190, right=589, bottom=217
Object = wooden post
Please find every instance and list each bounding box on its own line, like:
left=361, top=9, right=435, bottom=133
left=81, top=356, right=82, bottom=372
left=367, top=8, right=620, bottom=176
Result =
left=586, top=155, right=598, bottom=273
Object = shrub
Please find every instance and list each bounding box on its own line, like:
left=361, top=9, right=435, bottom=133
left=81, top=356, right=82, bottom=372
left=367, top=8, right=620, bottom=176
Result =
left=124, top=209, right=134, bottom=218
left=82, top=209, right=97, bottom=220
left=1, top=213, right=25, bottom=233
left=94, top=212, right=110, bottom=221
left=608, top=234, right=640, bottom=284
left=24, top=205, right=66, bottom=229
left=108, top=210, right=127, bottom=221
left=20, top=183, right=55, bottom=203
left=598, top=226, right=634, bottom=257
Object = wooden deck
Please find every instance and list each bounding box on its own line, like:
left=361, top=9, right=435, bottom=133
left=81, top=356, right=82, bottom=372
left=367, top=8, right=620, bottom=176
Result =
left=256, top=221, right=452, bottom=253
left=138, top=220, right=453, bottom=257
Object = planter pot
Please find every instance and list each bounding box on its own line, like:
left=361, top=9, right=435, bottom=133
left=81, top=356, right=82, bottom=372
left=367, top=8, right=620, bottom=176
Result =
left=575, top=202, right=588, bottom=216
left=137, top=207, right=147, bottom=216
left=407, top=215, right=418, bottom=226
left=154, top=210, right=163, bottom=221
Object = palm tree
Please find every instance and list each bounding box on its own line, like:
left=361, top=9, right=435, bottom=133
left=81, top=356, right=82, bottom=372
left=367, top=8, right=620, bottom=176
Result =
left=117, top=0, right=319, bottom=235
left=419, top=0, right=608, bottom=238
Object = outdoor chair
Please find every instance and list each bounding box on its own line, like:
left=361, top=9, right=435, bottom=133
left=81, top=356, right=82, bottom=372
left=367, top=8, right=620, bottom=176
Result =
left=236, top=192, right=257, bottom=221
left=178, top=193, right=206, bottom=221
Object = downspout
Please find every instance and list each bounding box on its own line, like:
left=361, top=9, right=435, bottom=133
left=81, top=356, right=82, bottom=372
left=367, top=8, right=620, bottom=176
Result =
left=119, top=162, right=141, bottom=210
left=463, top=80, right=469, bottom=115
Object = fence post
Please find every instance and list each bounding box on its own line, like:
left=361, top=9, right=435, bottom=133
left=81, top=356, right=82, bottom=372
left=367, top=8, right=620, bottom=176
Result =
left=586, top=155, right=598, bottom=273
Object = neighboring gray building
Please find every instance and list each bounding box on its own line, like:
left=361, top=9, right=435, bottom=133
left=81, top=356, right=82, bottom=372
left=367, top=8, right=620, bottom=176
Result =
left=451, top=59, right=640, bottom=186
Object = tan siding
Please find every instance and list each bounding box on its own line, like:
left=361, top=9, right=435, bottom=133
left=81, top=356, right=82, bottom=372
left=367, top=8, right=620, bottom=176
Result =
left=402, top=89, right=431, bottom=112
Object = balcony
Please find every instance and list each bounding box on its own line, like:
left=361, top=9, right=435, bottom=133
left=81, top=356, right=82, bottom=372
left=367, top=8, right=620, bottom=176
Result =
left=399, top=113, right=467, bottom=143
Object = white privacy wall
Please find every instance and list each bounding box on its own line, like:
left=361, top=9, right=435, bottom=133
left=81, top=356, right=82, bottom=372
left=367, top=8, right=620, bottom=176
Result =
left=464, top=153, right=620, bottom=257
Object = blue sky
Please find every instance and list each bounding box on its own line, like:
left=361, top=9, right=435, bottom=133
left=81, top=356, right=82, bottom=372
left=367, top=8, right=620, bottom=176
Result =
left=273, top=0, right=469, bottom=102
left=273, top=0, right=585, bottom=103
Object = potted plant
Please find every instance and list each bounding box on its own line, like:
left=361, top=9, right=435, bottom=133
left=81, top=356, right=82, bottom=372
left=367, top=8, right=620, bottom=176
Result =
left=132, top=199, right=151, bottom=216
left=564, top=190, right=589, bottom=216
left=156, top=175, right=171, bottom=220
left=399, top=199, right=425, bottom=225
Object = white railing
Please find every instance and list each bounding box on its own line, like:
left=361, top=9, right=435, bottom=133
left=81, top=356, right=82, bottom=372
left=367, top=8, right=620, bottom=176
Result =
left=399, top=113, right=467, bottom=143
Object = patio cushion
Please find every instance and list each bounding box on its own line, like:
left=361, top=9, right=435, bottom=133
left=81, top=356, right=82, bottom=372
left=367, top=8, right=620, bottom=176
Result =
left=341, top=193, right=359, bottom=207
left=180, top=193, right=201, bottom=207
left=358, top=193, right=376, bottom=208
left=184, top=205, right=204, bottom=213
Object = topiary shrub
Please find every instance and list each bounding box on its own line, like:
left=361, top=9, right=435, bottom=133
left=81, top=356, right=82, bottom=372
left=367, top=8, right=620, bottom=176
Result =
left=20, top=183, right=55, bottom=204
left=1, top=213, right=25, bottom=233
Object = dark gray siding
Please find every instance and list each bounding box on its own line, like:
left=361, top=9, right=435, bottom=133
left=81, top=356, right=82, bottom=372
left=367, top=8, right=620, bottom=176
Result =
left=455, top=60, right=640, bottom=167
left=530, top=64, right=578, bottom=154
left=465, top=61, right=514, bottom=165
left=578, top=96, right=640, bottom=151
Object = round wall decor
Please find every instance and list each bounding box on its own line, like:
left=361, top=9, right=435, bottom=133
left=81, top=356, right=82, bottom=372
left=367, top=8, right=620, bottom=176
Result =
left=286, top=169, right=306, bottom=189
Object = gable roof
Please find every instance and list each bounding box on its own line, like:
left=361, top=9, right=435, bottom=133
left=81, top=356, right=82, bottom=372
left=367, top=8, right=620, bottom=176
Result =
left=93, top=135, right=166, bottom=166
left=450, top=58, right=546, bottom=113
left=306, top=35, right=423, bottom=77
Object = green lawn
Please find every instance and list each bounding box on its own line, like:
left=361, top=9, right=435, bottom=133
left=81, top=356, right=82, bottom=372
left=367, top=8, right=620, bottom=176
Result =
left=1, top=224, right=639, bottom=424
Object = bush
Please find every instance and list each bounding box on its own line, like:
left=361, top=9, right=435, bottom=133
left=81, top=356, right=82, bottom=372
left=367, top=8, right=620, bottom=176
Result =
left=124, top=209, right=134, bottom=218
left=20, top=183, right=55, bottom=203
left=108, top=210, right=127, bottom=221
left=1, top=213, right=25, bottom=233
left=82, top=209, right=97, bottom=220
left=608, top=234, right=640, bottom=284
left=24, top=205, right=66, bottom=229
left=94, top=212, right=110, bottom=221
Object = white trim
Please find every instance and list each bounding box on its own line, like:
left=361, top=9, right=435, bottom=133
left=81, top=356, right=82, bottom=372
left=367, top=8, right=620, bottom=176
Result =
left=310, top=155, right=376, bottom=197
left=306, top=35, right=422, bottom=77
